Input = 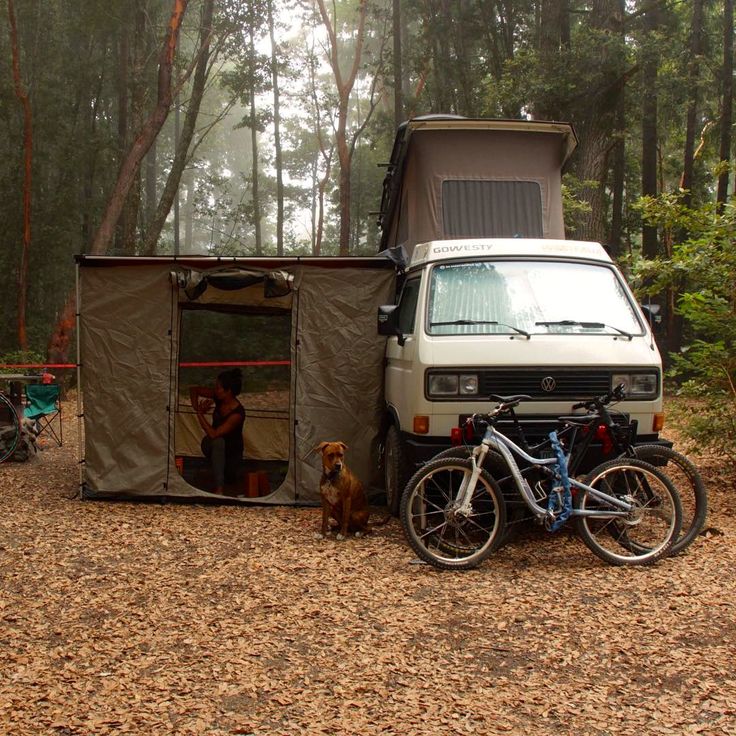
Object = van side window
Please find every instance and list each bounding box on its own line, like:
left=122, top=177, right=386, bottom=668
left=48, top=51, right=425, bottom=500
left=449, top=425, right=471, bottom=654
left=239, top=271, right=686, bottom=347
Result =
left=442, top=180, right=543, bottom=238
left=397, top=279, right=420, bottom=334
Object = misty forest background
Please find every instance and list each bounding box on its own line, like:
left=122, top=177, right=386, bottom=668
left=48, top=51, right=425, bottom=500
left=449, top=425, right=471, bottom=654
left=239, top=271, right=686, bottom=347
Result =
left=1, top=0, right=735, bottom=452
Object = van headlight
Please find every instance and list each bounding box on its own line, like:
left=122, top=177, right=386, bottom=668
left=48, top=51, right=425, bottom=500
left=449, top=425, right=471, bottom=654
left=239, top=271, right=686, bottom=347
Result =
left=459, top=374, right=479, bottom=395
left=427, top=372, right=479, bottom=397
left=612, top=373, right=658, bottom=398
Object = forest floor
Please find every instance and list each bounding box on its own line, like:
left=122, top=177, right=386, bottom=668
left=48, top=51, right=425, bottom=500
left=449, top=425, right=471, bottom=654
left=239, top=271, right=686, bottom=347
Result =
left=1, top=400, right=735, bottom=736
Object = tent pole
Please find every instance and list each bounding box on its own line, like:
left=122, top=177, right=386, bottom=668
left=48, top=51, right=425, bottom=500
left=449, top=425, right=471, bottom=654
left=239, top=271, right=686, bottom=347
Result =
left=75, top=263, right=83, bottom=497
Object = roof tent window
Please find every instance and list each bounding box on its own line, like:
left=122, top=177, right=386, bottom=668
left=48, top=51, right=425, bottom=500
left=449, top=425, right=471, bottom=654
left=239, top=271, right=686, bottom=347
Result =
left=175, top=308, right=291, bottom=498
left=442, top=180, right=544, bottom=239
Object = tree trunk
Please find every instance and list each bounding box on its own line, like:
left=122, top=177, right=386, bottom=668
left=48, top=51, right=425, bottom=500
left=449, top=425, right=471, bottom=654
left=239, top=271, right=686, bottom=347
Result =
left=115, top=16, right=129, bottom=253
left=569, top=0, right=624, bottom=243
left=184, top=166, right=194, bottom=253
left=8, top=0, right=33, bottom=351
left=268, top=0, right=284, bottom=256
left=393, top=0, right=403, bottom=129
left=608, top=0, right=626, bottom=257
left=315, top=0, right=368, bottom=256
left=248, top=22, right=262, bottom=257
left=141, top=0, right=213, bottom=255
left=571, top=127, right=611, bottom=242
left=88, top=0, right=188, bottom=256
left=145, top=139, right=157, bottom=235
left=609, top=93, right=625, bottom=258
left=640, top=0, right=659, bottom=259
left=717, top=0, right=734, bottom=209
left=48, top=0, right=189, bottom=364
left=680, top=0, right=704, bottom=207
left=120, top=1, right=149, bottom=254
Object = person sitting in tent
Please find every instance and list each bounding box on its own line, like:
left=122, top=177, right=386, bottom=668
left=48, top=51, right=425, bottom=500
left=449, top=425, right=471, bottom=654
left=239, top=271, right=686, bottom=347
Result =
left=190, top=368, right=245, bottom=494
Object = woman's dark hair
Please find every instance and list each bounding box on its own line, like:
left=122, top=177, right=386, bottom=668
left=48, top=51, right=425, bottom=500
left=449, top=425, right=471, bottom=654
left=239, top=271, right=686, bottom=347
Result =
left=217, top=367, right=242, bottom=396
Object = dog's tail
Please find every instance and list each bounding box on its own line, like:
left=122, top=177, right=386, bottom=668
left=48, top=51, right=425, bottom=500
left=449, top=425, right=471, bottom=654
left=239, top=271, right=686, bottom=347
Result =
left=368, top=513, right=392, bottom=529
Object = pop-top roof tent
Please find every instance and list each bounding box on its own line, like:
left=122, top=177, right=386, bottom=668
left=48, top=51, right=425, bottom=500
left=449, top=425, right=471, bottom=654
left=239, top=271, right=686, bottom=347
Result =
left=76, top=255, right=395, bottom=504
left=377, top=116, right=578, bottom=259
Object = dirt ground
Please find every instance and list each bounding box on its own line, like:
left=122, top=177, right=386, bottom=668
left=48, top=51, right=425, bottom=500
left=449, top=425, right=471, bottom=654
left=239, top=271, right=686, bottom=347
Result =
left=1, top=402, right=735, bottom=736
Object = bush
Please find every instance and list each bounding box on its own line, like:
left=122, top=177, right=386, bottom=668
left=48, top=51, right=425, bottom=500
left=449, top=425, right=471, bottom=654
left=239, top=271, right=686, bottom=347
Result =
left=633, top=194, right=736, bottom=456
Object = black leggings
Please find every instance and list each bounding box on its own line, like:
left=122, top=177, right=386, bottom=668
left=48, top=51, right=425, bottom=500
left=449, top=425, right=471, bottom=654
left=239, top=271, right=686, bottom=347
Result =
left=201, top=436, right=241, bottom=488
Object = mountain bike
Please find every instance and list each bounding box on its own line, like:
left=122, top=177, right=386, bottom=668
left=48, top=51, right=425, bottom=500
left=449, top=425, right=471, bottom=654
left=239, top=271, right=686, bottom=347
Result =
left=0, top=391, right=21, bottom=464
left=400, top=394, right=682, bottom=570
left=432, top=385, right=706, bottom=556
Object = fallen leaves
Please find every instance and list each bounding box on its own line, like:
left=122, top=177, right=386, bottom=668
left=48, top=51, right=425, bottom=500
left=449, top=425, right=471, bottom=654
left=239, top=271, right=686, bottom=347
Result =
left=0, top=399, right=735, bottom=735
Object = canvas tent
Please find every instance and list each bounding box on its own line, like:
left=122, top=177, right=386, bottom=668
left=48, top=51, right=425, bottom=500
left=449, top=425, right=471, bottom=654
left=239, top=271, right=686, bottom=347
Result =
left=377, top=117, right=578, bottom=258
left=76, top=255, right=396, bottom=505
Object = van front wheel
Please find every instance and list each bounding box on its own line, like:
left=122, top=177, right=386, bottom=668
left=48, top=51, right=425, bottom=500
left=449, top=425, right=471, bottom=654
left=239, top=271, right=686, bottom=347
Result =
left=384, top=425, right=408, bottom=516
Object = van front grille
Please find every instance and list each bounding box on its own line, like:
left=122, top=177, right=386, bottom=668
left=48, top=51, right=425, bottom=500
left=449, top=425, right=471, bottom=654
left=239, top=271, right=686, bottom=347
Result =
left=478, top=369, right=612, bottom=400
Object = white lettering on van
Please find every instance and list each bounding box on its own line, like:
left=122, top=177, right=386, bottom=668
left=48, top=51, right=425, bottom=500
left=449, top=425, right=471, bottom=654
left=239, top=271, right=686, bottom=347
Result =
left=431, top=243, right=494, bottom=255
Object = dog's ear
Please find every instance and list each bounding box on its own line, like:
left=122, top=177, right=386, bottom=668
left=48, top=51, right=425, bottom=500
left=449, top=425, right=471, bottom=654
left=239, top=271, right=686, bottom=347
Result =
left=313, top=441, right=330, bottom=454
left=337, top=442, right=348, bottom=451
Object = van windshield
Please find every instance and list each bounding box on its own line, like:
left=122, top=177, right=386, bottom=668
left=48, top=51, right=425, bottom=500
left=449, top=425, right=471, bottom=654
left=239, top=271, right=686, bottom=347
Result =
left=427, top=261, right=643, bottom=336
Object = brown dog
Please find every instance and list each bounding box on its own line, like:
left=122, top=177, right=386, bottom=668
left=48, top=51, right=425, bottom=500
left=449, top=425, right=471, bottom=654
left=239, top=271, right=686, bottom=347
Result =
left=315, top=441, right=373, bottom=539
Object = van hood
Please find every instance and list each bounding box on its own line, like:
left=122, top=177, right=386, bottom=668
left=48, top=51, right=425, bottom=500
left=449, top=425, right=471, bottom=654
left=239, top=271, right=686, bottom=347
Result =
left=422, top=333, right=660, bottom=368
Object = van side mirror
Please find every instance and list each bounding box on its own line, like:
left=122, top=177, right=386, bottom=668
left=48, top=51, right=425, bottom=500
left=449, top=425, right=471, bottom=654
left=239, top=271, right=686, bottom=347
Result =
left=377, top=305, right=406, bottom=345
left=640, top=303, right=662, bottom=331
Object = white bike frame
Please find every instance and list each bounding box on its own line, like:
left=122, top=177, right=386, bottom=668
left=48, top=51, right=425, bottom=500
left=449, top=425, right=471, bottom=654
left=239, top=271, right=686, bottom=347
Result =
left=455, top=422, right=634, bottom=523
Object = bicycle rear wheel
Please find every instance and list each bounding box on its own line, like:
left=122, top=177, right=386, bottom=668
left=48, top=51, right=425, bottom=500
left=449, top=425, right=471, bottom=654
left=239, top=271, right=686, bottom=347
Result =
left=0, top=393, right=21, bottom=464
left=634, top=444, right=707, bottom=555
left=575, top=458, right=682, bottom=566
left=400, top=457, right=506, bottom=570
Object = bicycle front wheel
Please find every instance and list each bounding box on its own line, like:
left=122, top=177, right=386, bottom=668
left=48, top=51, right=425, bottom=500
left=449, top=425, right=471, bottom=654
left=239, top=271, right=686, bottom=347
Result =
left=400, top=457, right=506, bottom=570
left=575, top=458, right=682, bottom=566
left=0, top=393, right=21, bottom=464
left=634, top=445, right=707, bottom=555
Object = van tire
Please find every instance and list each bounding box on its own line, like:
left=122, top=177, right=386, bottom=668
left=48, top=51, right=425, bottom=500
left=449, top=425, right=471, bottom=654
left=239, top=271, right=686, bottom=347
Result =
left=384, top=425, right=408, bottom=516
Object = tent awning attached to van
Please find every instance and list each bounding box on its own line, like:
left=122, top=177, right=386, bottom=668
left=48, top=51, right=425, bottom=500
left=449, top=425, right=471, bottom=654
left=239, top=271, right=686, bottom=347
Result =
left=76, top=255, right=396, bottom=505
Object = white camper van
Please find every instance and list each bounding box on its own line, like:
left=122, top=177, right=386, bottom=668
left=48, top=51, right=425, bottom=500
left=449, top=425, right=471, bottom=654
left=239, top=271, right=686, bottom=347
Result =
left=376, top=117, right=665, bottom=512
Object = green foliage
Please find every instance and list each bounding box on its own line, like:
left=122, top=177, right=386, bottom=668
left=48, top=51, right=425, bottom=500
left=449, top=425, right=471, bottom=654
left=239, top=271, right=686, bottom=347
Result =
left=561, top=174, right=593, bottom=236
left=634, top=193, right=736, bottom=454
left=0, top=350, right=46, bottom=375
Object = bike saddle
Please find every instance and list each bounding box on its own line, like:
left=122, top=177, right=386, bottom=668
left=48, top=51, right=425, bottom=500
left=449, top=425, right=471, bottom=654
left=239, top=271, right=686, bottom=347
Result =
left=557, top=414, right=601, bottom=426
left=489, top=393, right=533, bottom=405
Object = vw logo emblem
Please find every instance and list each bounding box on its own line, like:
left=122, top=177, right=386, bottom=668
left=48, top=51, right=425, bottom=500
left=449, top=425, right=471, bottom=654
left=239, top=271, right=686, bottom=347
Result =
left=541, top=376, right=556, bottom=392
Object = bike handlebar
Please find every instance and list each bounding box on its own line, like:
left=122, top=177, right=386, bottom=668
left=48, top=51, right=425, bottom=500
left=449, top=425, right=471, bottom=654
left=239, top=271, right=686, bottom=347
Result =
left=571, top=383, right=627, bottom=411
left=468, top=385, right=627, bottom=430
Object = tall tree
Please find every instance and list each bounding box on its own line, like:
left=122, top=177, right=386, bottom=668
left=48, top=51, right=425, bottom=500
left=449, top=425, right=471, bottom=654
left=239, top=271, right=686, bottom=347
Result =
left=314, top=0, right=368, bottom=255
left=717, top=0, right=734, bottom=209
left=7, top=0, right=32, bottom=351
left=267, top=0, right=285, bottom=255
left=393, top=0, right=403, bottom=129
left=640, top=0, right=659, bottom=259
left=680, top=0, right=705, bottom=207
left=48, top=0, right=190, bottom=363
left=142, top=0, right=215, bottom=255
left=247, top=13, right=263, bottom=255
left=88, top=0, right=189, bottom=256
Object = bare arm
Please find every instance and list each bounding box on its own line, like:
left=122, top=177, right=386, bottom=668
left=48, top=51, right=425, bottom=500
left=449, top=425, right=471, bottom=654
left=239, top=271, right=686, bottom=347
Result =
left=196, top=406, right=241, bottom=440
left=190, top=385, right=214, bottom=409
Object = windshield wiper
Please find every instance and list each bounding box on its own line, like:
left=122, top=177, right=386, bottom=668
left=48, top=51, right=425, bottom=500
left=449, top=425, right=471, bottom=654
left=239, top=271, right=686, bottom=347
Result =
left=535, top=320, right=633, bottom=340
left=430, top=319, right=530, bottom=338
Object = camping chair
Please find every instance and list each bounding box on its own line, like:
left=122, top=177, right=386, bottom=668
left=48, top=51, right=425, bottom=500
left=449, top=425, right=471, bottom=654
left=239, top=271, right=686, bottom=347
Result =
left=24, top=384, right=63, bottom=447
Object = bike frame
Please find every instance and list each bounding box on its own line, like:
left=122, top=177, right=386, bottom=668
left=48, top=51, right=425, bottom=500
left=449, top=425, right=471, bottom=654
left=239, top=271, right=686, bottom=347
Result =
left=455, top=422, right=634, bottom=524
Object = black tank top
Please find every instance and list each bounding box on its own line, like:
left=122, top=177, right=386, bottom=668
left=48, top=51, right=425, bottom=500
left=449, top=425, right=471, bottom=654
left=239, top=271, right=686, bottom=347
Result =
left=212, top=401, right=245, bottom=456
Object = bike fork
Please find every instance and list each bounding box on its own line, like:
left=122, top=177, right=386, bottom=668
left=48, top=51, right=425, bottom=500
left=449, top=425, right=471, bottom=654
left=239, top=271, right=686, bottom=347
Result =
left=455, top=444, right=489, bottom=514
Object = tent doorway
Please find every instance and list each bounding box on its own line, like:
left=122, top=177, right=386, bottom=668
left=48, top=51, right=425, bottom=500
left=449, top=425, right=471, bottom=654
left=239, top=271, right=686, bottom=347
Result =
left=174, top=306, right=291, bottom=499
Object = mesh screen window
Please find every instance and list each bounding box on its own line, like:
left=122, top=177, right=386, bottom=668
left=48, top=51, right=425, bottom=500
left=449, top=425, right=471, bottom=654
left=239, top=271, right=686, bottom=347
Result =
left=442, top=180, right=544, bottom=239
